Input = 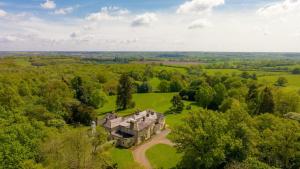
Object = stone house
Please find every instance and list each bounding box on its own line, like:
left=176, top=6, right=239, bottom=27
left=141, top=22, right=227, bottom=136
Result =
left=102, top=110, right=165, bottom=148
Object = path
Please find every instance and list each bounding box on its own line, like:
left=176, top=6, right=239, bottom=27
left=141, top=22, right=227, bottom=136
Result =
left=131, top=129, right=174, bottom=169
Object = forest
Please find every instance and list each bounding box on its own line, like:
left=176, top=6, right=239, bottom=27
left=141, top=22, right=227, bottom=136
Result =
left=1, top=54, right=300, bottom=169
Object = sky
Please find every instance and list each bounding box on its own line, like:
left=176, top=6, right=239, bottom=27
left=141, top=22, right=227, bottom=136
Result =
left=0, top=0, right=300, bottom=52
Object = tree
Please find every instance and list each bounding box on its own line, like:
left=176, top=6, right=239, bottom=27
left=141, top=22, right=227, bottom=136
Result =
left=171, top=108, right=256, bottom=169
left=257, top=87, right=275, bottom=114
left=171, top=95, right=184, bottom=113
left=254, top=114, right=300, bottom=169
left=274, top=77, right=288, bottom=87
left=158, top=80, right=170, bottom=93
left=116, top=73, right=134, bottom=110
left=211, top=83, right=227, bottom=109
left=71, top=76, right=85, bottom=103
left=0, top=85, right=23, bottom=111
left=274, top=90, right=300, bottom=115
left=195, top=84, right=215, bottom=108
left=246, top=83, right=260, bottom=115
left=0, top=107, right=46, bottom=169
left=71, top=76, right=106, bottom=109
left=169, top=80, right=183, bottom=92
left=292, top=68, right=300, bottom=74
left=138, top=81, right=152, bottom=93
left=96, top=73, right=107, bottom=84
left=41, top=128, right=113, bottom=169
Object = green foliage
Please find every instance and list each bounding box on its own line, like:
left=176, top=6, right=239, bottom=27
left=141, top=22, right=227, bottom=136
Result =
left=274, top=77, right=288, bottom=87
left=41, top=127, right=113, bottom=169
left=254, top=114, right=300, bottom=169
left=171, top=108, right=256, bottom=168
left=0, top=107, right=47, bottom=169
left=211, top=83, right=227, bottom=109
left=195, top=84, right=215, bottom=108
left=116, top=73, right=135, bottom=110
left=257, top=87, right=275, bottom=114
left=0, top=85, right=24, bottom=111
left=274, top=90, right=300, bottom=115
left=137, top=81, right=152, bottom=93
left=169, top=79, right=183, bottom=92
left=158, top=80, right=170, bottom=93
left=291, top=68, right=300, bottom=74
left=171, top=95, right=184, bottom=113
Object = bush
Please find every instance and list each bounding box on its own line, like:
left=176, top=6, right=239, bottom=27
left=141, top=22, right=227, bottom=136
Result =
left=47, top=119, right=66, bottom=128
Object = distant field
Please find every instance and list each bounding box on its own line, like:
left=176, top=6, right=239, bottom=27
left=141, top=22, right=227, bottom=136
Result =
left=146, top=144, right=182, bottom=169
left=133, top=60, right=203, bottom=65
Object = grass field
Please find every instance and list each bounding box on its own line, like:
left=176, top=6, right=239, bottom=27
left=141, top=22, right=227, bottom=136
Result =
left=110, top=148, right=139, bottom=169
left=97, top=93, right=177, bottom=117
left=259, top=74, right=300, bottom=91
left=146, top=144, right=182, bottom=169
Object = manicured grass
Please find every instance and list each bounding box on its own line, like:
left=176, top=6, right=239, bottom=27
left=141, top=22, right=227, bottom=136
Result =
left=110, top=148, right=138, bottom=169
left=146, top=144, right=182, bottom=169
left=97, top=93, right=177, bottom=117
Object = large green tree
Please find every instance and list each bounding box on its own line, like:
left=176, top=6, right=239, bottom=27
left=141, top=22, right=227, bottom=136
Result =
left=195, top=84, right=215, bottom=108
left=171, top=95, right=184, bottom=113
left=257, top=87, right=275, bottom=114
left=116, top=73, right=134, bottom=110
left=171, top=108, right=256, bottom=169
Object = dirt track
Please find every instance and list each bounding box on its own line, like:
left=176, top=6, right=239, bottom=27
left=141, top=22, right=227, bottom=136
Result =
left=131, top=129, right=174, bottom=169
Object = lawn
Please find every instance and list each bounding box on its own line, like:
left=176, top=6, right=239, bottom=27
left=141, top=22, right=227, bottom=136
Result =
left=97, top=93, right=177, bottom=117
left=146, top=144, right=182, bottom=169
left=110, top=148, right=140, bottom=169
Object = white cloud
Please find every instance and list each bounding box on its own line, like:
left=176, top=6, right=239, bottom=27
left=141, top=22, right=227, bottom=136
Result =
left=54, top=7, right=73, bottom=15
left=70, top=32, right=77, bottom=38
left=257, top=0, right=300, bottom=16
left=86, top=6, right=129, bottom=21
left=131, top=13, right=158, bottom=27
left=177, top=0, right=224, bottom=14
left=41, top=0, right=56, bottom=10
left=188, top=19, right=212, bottom=29
left=0, top=9, right=7, bottom=17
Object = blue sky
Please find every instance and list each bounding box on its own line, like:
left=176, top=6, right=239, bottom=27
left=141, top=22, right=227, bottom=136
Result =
left=0, top=0, right=300, bottom=52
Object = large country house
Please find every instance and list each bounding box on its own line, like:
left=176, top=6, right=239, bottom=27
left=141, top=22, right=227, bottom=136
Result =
left=102, top=110, right=165, bottom=148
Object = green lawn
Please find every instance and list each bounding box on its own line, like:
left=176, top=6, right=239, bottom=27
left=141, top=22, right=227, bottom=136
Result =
left=110, top=148, right=139, bottom=169
left=97, top=93, right=177, bottom=117
left=146, top=144, right=182, bottom=169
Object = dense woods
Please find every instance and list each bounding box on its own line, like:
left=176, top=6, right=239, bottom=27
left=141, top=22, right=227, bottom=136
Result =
left=0, top=55, right=300, bottom=169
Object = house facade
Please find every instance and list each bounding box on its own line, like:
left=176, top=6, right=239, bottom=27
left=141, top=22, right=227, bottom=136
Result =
left=102, top=110, right=165, bottom=148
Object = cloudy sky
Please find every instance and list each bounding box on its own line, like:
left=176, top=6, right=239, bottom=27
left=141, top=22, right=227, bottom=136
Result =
left=0, top=0, right=300, bottom=52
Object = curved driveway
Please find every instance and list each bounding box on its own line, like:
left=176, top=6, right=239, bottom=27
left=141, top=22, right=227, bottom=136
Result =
left=131, top=129, right=174, bottom=169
